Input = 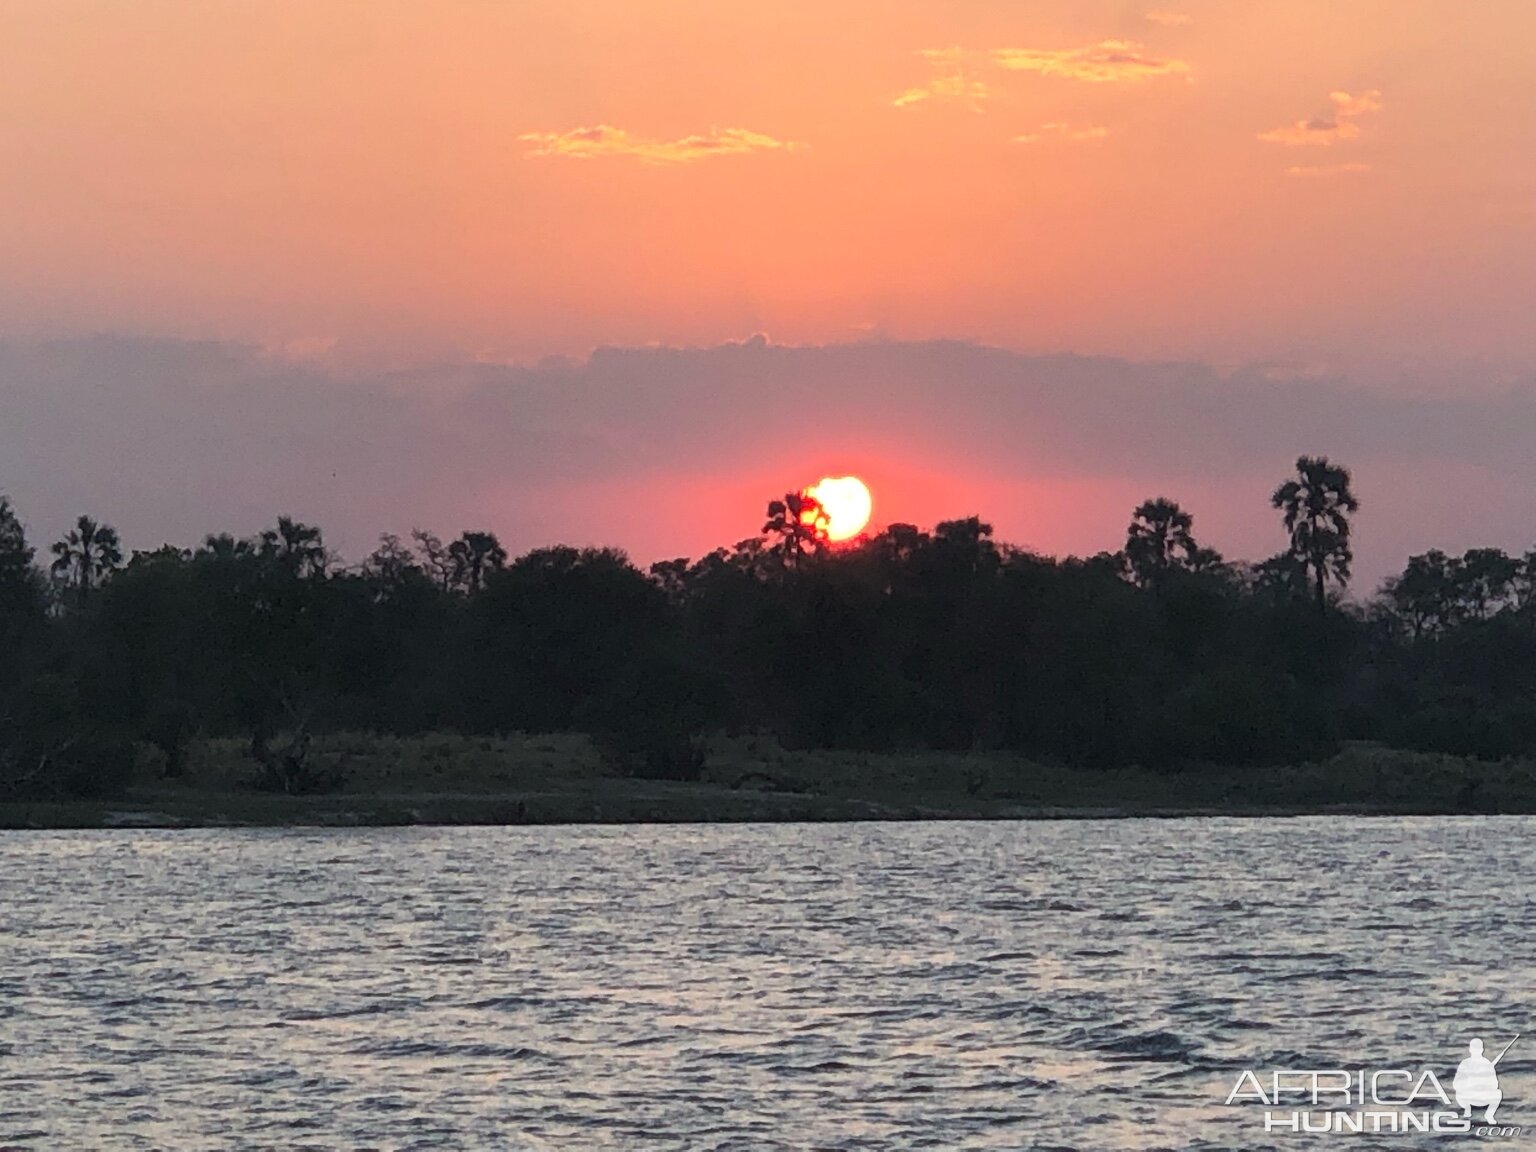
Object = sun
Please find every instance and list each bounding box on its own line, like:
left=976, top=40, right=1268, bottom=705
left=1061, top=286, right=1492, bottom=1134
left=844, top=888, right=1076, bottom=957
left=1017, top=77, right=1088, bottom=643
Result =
left=805, top=475, right=873, bottom=542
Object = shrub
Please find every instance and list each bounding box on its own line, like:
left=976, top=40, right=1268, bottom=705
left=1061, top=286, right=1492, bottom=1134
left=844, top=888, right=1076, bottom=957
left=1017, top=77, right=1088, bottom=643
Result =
left=52, top=738, right=139, bottom=798
left=590, top=719, right=707, bottom=781
left=0, top=735, right=137, bottom=800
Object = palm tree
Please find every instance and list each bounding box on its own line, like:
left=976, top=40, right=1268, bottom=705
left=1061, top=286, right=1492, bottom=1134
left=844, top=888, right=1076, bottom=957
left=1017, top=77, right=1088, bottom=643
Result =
left=259, top=516, right=327, bottom=578
left=1122, top=497, right=1215, bottom=588
left=1271, top=456, right=1359, bottom=612
left=448, top=531, right=507, bottom=593
left=763, top=492, right=827, bottom=565
left=50, top=515, right=123, bottom=600
left=199, top=532, right=254, bottom=561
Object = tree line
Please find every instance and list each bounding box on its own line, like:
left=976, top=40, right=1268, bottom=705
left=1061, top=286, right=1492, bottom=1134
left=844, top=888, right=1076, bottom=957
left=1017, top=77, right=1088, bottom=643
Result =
left=2, top=454, right=1534, bottom=798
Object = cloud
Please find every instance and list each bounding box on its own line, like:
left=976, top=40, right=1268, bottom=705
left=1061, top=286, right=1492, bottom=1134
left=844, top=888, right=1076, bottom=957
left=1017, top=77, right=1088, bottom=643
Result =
left=1285, top=162, right=1372, bottom=177
left=1331, top=90, right=1384, bottom=119
left=896, top=41, right=1185, bottom=114
left=263, top=335, right=338, bottom=362
left=893, top=75, right=993, bottom=110
left=4, top=336, right=1536, bottom=588
left=1014, top=122, right=1111, bottom=144
left=1145, top=11, right=1192, bottom=25
left=521, top=125, right=802, bottom=164
left=893, top=48, right=993, bottom=110
left=992, top=40, right=1191, bottom=83
left=1259, top=90, right=1382, bottom=146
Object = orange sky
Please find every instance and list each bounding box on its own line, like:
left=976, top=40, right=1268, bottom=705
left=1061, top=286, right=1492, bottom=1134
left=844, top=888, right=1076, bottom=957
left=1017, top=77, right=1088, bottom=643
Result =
left=3, top=1, right=1535, bottom=369
left=3, top=3, right=1536, bottom=580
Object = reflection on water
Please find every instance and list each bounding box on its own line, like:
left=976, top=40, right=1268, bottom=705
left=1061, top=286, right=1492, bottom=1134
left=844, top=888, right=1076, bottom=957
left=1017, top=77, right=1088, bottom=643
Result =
left=0, top=818, right=1531, bottom=1149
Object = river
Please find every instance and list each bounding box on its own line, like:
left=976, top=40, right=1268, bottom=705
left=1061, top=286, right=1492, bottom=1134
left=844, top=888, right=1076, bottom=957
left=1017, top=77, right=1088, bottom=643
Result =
left=1, top=818, right=1530, bottom=1149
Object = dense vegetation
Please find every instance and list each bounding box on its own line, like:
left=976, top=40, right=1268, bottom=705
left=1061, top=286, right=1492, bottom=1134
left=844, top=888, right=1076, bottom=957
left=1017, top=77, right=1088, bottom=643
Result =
left=3, top=455, right=1535, bottom=802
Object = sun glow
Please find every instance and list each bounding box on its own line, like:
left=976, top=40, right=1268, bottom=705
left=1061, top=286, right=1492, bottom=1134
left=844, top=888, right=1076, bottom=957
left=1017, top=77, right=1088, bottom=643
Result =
left=805, top=476, right=873, bottom=542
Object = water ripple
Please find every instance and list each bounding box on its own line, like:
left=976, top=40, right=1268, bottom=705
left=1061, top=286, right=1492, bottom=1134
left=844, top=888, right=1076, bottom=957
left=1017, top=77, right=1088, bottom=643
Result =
left=0, top=817, right=1530, bottom=1149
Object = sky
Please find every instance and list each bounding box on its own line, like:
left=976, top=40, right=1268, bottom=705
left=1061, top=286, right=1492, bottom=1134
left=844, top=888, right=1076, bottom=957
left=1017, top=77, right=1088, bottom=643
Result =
left=2, top=2, right=1535, bottom=586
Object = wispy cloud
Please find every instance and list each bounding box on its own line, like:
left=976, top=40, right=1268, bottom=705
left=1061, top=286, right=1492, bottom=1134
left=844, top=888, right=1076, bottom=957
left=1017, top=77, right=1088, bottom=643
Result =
left=262, top=335, right=338, bottom=362
left=893, top=48, right=993, bottom=110
left=896, top=40, right=1186, bottom=117
left=1014, top=122, right=1110, bottom=144
left=893, top=76, right=992, bottom=110
left=521, top=125, right=802, bottom=164
left=992, top=41, right=1191, bottom=83
left=1145, top=11, right=1192, bottom=25
left=1285, top=162, right=1372, bottom=177
left=1259, top=90, right=1382, bottom=146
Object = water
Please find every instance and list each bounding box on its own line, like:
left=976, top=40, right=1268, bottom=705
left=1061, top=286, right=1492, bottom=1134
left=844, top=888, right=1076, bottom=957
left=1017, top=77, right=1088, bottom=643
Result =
left=0, top=818, right=1531, bottom=1150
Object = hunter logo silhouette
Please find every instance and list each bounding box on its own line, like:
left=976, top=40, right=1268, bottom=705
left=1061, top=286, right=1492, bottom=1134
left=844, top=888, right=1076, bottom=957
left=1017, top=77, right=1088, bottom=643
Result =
left=1455, top=1035, right=1517, bottom=1124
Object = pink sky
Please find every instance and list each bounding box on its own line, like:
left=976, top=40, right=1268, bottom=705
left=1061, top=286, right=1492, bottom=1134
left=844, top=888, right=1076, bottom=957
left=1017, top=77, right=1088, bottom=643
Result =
left=1, top=3, right=1535, bottom=582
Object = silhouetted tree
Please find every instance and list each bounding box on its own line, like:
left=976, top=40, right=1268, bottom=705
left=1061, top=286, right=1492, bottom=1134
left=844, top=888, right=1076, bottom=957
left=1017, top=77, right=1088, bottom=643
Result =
left=259, top=516, right=328, bottom=578
left=1384, top=546, right=1528, bottom=637
left=1123, top=498, right=1221, bottom=588
left=362, top=533, right=421, bottom=589
left=932, top=517, right=1002, bottom=578
left=1514, top=550, right=1536, bottom=614
left=874, top=522, right=930, bottom=568
left=1384, top=549, right=1460, bottom=638
left=1272, top=456, right=1359, bottom=612
left=199, top=532, right=253, bottom=562
left=411, top=529, right=457, bottom=592
left=50, top=515, right=123, bottom=601
left=1249, top=551, right=1309, bottom=601
left=0, top=497, right=40, bottom=616
left=1456, top=548, right=1518, bottom=621
left=467, top=545, right=674, bottom=732
left=0, top=497, right=46, bottom=703
left=649, top=558, right=692, bottom=605
left=10, top=459, right=1536, bottom=778
left=448, top=530, right=507, bottom=594
left=763, top=492, right=828, bottom=566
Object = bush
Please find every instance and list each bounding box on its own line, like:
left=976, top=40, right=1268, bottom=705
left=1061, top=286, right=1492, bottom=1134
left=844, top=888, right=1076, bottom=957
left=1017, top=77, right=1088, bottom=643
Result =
left=591, top=720, right=707, bottom=781
left=0, top=735, right=137, bottom=800
left=52, top=738, right=139, bottom=798
left=146, top=699, right=197, bottom=778
left=247, top=725, right=349, bottom=794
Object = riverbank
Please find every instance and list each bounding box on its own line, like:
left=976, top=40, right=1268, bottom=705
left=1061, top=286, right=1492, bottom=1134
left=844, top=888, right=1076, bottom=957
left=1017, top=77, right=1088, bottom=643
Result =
left=3, top=732, right=1533, bottom=829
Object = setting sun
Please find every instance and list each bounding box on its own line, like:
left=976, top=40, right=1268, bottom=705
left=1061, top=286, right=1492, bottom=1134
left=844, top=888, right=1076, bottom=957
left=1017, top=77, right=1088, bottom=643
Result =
left=4, top=4, right=1535, bottom=1146
left=806, top=476, right=873, bottom=542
